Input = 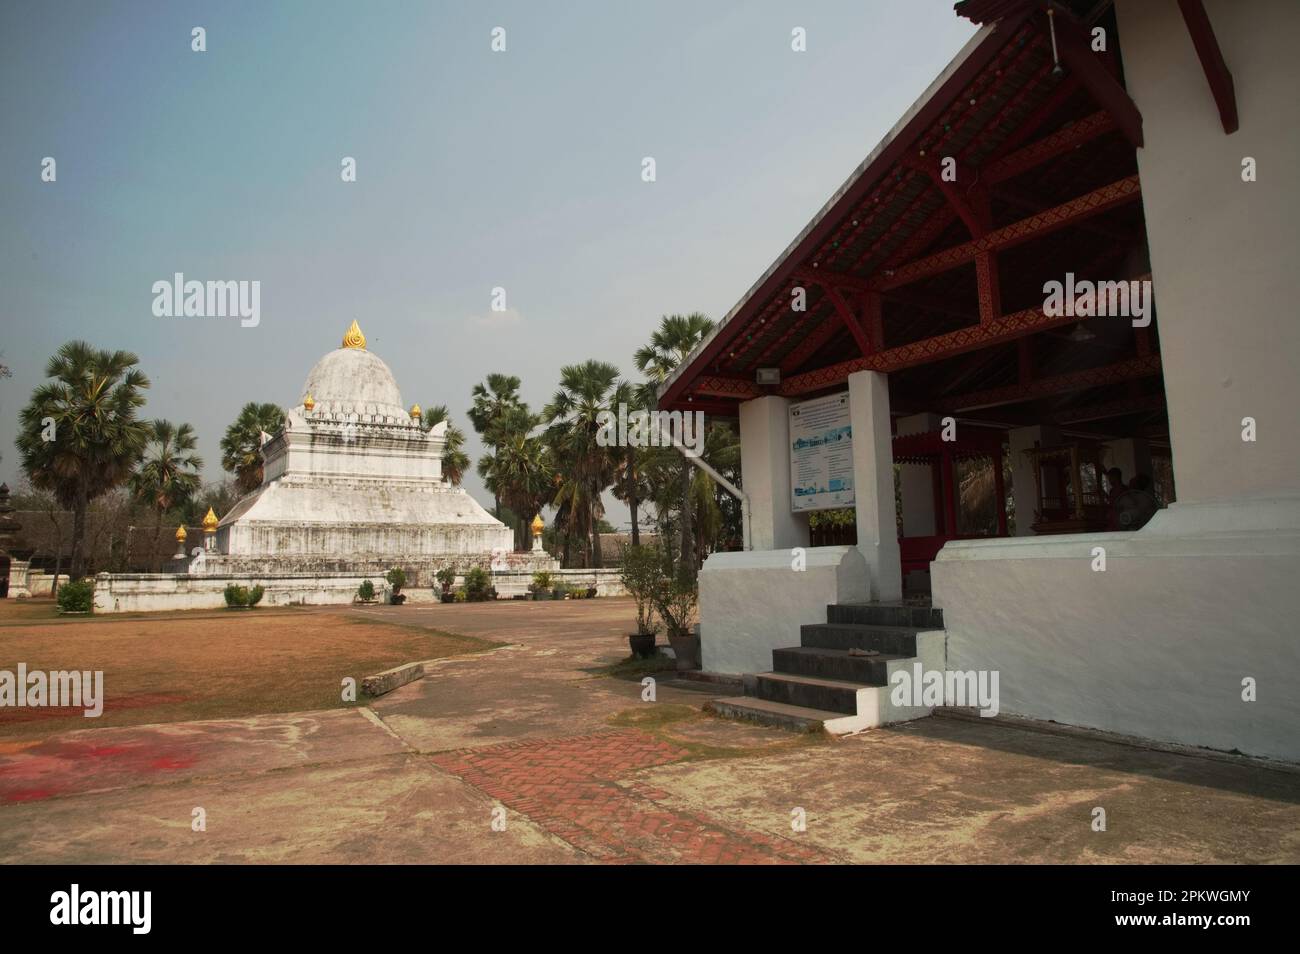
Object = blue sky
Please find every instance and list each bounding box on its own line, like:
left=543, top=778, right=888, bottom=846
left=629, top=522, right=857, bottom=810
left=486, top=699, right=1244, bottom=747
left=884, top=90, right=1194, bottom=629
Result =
left=0, top=1, right=976, bottom=523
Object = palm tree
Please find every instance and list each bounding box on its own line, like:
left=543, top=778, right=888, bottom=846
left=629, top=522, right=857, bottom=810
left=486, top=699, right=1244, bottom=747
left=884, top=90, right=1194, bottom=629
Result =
left=129, top=420, right=204, bottom=571
left=220, top=402, right=284, bottom=494
left=422, top=404, right=470, bottom=486
left=544, top=360, right=621, bottom=568
left=634, top=313, right=715, bottom=573
left=608, top=380, right=651, bottom=546
left=468, top=373, right=524, bottom=516
left=16, top=341, right=152, bottom=578
left=494, top=425, right=554, bottom=550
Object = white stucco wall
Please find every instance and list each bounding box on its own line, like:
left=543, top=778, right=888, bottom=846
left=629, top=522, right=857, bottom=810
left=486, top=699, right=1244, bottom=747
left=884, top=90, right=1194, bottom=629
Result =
left=1118, top=0, right=1300, bottom=504
left=933, top=523, right=1300, bottom=762
left=699, top=546, right=869, bottom=674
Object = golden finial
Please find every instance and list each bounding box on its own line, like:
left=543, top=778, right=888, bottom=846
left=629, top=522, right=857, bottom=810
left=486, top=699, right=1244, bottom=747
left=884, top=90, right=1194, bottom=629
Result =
left=531, top=513, right=545, bottom=537
left=175, top=524, right=188, bottom=543
left=202, top=507, right=219, bottom=532
left=342, top=319, right=366, bottom=350
left=410, top=403, right=422, bottom=420
left=303, top=393, right=315, bottom=412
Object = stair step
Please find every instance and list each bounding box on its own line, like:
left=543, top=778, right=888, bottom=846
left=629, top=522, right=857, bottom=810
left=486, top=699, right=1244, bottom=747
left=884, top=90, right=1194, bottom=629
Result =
left=706, top=696, right=838, bottom=733
left=773, top=645, right=908, bottom=684
left=754, top=671, right=867, bottom=714
left=828, top=602, right=943, bottom=629
left=801, top=623, right=919, bottom=655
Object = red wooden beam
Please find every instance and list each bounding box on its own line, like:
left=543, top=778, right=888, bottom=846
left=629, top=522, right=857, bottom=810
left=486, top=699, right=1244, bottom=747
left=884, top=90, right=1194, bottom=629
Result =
left=1051, top=393, right=1166, bottom=425
left=1177, top=0, right=1239, bottom=134
left=780, top=312, right=846, bottom=373
left=984, top=110, right=1118, bottom=183
left=693, top=375, right=761, bottom=400
left=780, top=301, right=1085, bottom=394
left=1054, top=12, right=1144, bottom=148
left=933, top=355, right=1163, bottom=412
left=822, top=283, right=872, bottom=356
left=875, top=174, right=1141, bottom=291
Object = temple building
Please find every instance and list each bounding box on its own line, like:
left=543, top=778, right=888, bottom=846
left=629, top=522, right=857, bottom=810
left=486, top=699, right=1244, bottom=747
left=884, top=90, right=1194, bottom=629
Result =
left=665, top=0, right=1299, bottom=761
left=210, top=320, right=512, bottom=578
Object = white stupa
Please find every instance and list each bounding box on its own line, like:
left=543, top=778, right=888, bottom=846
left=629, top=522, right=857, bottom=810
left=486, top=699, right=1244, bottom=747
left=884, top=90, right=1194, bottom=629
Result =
left=211, top=321, right=512, bottom=580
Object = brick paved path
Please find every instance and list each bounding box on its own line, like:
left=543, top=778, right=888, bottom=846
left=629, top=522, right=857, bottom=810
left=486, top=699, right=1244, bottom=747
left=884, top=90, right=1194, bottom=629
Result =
left=431, top=729, right=831, bottom=864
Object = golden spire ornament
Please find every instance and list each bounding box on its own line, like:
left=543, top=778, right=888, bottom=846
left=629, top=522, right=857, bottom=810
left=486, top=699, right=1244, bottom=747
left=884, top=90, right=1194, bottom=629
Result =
left=175, top=524, right=188, bottom=543
left=341, top=319, right=366, bottom=350
left=202, top=507, right=219, bottom=532
left=303, top=393, right=315, bottom=412
left=410, top=404, right=422, bottom=420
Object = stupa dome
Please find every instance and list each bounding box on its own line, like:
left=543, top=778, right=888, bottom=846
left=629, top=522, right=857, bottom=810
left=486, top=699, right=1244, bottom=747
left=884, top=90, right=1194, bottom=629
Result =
left=299, top=323, right=409, bottom=422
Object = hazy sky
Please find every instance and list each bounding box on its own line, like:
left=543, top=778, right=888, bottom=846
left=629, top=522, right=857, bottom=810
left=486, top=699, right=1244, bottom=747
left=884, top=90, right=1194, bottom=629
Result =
left=0, top=1, right=975, bottom=525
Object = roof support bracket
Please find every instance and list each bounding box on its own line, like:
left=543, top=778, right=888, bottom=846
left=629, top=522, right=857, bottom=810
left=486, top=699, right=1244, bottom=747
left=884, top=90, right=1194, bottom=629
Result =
left=1177, top=0, right=1239, bottom=134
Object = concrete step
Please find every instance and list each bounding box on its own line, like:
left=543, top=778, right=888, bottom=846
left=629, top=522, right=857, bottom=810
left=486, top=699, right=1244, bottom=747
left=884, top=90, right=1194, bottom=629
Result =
left=754, top=671, right=866, bottom=714
left=773, top=645, right=908, bottom=684
left=801, top=622, right=919, bottom=655
left=706, top=696, right=838, bottom=733
left=828, top=602, right=944, bottom=629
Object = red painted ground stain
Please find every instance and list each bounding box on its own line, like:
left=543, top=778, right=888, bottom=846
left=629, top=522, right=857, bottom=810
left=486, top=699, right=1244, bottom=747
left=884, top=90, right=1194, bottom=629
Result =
left=149, top=756, right=197, bottom=771
left=5, top=787, right=61, bottom=803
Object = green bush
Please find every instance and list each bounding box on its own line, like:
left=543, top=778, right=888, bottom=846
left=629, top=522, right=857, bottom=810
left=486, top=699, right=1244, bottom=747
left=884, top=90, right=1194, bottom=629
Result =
left=530, top=571, right=553, bottom=596
left=435, top=566, right=457, bottom=591
left=358, top=579, right=376, bottom=601
left=56, top=578, right=94, bottom=614
left=551, top=582, right=570, bottom=600
left=465, top=566, right=493, bottom=602
left=385, top=567, right=407, bottom=592
left=248, top=584, right=265, bottom=607
left=652, top=564, right=699, bottom=639
left=619, top=544, right=661, bottom=636
left=453, top=588, right=468, bottom=603
left=223, top=584, right=250, bottom=608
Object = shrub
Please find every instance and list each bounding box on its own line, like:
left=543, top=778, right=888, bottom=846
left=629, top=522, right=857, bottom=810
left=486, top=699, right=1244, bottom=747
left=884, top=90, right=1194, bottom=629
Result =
left=653, top=564, right=699, bottom=639
left=57, top=578, right=94, bottom=614
left=619, top=544, right=661, bottom=636
left=223, top=584, right=250, bottom=607
left=385, top=567, right=407, bottom=592
left=530, top=571, right=553, bottom=595
left=248, top=585, right=265, bottom=607
left=358, top=579, right=376, bottom=601
left=465, top=566, right=493, bottom=602
left=453, top=588, right=468, bottom=603
left=551, top=582, right=570, bottom=600
left=435, top=566, right=457, bottom=591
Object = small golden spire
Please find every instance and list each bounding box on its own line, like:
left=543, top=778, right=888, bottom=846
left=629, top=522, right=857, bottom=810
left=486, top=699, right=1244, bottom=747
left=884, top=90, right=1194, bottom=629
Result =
left=342, top=319, right=366, bottom=350
left=531, top=513, right=545, bottom=537
left=303, top=393, right=315, bottom=412
left=203, top=507, right=219, bottom=532
left=410, top=403, right=422, bottom=420
left=175, top=524, right=188, bottom=543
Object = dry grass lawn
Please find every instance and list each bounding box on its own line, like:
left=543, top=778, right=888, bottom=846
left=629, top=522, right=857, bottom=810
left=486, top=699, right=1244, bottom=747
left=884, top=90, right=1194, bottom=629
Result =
left=0, top=601, right=498, bottom=740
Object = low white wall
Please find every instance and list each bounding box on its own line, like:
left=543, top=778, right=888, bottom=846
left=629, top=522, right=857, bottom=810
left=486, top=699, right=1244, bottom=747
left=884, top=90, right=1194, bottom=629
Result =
left=932, top=502, right=1300, bottom=762
left=94, top=567, right=627, bottom=613
left=700, top=545, right=869, bottom=674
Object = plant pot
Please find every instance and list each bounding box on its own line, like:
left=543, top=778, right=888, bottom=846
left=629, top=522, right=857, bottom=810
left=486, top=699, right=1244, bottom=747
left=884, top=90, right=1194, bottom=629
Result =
left=441, top=593, right=455, bottom=603
left=628, top=633, right=656, bottom=658
left=667, top=633, right=701, bottom=671
left=587, top=587, right=598, bottom=599
left=390, top=593, right=406, bottom=606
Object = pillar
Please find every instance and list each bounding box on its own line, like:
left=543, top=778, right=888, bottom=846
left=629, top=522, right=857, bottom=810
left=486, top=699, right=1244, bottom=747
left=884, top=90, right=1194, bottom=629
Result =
left=1008, top=425, right=1061, bottom=536
left=738, top=395, right=807, bottom=552
left=848, top=370, right=902, bottom=600
left=897, top=412, right=941, bottom=537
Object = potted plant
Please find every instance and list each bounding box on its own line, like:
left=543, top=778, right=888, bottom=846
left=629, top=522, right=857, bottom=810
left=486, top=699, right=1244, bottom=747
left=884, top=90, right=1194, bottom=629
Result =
left=654, top=564, right=700, bottom=671
left=619, top=544, right=660, bottom=657
left=436, top=566, right=457, bottom=603
left=551, top=581, right=570, bottom=601
left=357, top=579, right=377, bottom=604
left=386, top=567, right=407, bottom=605
left=529, top=570, right=553, bottom=600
